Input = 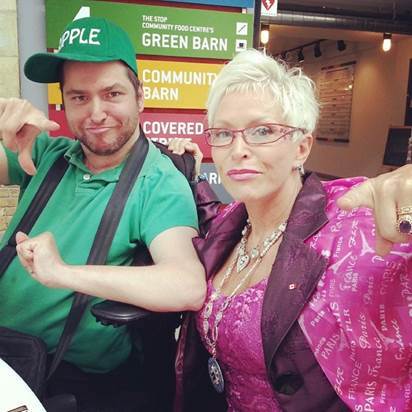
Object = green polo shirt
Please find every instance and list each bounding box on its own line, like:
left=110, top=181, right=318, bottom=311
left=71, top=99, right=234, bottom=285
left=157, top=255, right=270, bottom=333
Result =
left=0, top=133, right=198, bottom=373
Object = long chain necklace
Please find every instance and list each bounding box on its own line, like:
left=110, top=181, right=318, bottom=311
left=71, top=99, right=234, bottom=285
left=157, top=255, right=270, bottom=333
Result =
left=202, top=221, right=287, bottom=393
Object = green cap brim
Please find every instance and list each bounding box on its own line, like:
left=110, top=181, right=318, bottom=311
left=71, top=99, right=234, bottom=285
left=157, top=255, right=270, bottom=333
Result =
left=24, top=52, right=135, bottom=83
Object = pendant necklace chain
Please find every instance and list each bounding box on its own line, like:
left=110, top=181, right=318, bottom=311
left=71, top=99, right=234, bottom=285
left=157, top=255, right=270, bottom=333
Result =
left=236, top=219, right=284, bottom=273
left=202, top=220, right=287, bottom=393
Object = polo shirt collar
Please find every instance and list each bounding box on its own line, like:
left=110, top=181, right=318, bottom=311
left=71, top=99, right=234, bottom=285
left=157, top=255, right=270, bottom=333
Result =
left=64, top=139, right=124, bottom=182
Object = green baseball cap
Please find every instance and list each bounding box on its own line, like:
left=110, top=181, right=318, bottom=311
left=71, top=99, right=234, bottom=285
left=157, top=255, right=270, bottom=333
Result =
left=24, top=17, right=138, bottom=83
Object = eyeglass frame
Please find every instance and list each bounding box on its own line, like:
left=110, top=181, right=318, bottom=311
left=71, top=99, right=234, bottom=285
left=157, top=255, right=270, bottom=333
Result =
left=203, top=123, right=307, bottom=147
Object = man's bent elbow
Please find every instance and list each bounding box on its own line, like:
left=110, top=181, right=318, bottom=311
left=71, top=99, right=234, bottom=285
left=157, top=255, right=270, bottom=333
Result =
left=186, top=285, right=206, bottom=311
left=182, top=266, right=206, bottom=311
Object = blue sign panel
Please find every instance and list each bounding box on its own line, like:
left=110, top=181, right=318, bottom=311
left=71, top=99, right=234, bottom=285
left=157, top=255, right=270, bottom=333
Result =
left=166, top=0, right=254, bottom=8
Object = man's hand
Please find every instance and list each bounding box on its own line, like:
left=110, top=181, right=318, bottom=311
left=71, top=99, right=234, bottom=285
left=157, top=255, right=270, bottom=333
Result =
left=0, top=98, right=60, bottom=175
left=15, top=231, right=67, bottom=288
left=168, top=138, right=203, bottom=179
left=337, top=164, right=412, bottom=255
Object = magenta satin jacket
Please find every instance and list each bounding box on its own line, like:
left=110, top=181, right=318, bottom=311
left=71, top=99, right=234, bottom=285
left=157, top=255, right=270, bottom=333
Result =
left=175, top=174, right=412, bottom=412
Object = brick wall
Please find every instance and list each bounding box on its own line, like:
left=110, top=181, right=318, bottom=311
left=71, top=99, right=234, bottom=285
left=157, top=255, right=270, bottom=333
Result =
left=0, top=0, right=19, bottom=240
left=0, top=185, right=19, bottom=239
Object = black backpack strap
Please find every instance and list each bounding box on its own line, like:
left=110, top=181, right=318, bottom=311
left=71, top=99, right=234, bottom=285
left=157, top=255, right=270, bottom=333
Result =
left=0, top=155, right=69, bottom=277
left=48, top=132, right=149, bottom=378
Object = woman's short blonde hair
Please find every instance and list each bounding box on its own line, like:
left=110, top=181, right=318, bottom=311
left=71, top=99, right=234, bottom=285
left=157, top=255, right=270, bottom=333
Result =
left=207, top=49, right=319, bottom=141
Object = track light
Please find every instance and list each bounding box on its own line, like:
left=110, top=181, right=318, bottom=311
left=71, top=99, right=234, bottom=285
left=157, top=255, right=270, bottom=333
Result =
left=281, top=39, right=325, bottom=64
left=382, top=33, right=392, bottom=52
left=337, top=40, right=346, bottom=51
left=314, top=42, right=322, bottom=58
left=260, top=25, right=270, bottom=45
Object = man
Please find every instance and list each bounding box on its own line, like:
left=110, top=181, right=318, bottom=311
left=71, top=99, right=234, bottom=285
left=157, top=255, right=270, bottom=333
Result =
left=0, top=17, right=205, bottom=409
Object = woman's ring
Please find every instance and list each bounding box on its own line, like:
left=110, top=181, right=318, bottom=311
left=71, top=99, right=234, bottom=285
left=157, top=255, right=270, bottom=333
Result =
left=397, top=206, right=412, bottom=235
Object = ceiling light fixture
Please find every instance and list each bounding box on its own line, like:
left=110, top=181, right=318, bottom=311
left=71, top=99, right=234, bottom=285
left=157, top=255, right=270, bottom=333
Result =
left=260, top=24, right=270, bottom=45
left=382, top=33, right=392, bottom=52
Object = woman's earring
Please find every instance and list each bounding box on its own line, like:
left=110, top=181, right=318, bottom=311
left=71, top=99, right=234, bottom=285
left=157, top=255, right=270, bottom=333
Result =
left=294, top=164, right=305, bottom=177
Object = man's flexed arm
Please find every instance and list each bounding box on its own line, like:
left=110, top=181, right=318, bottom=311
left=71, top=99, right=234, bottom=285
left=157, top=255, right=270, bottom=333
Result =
left=16, top=227, right=206, bottom=311
left=0, top=98, right=60, bottom=183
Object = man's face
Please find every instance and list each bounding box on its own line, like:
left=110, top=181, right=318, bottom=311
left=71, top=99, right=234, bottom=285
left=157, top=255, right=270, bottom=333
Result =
left=62, top=61, right=143, bottom=156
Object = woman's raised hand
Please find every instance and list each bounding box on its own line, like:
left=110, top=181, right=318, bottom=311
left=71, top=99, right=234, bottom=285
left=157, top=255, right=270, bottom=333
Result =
left=337, top=164, right=412, bottom=255
left=168, top=138, right=204, bottom=179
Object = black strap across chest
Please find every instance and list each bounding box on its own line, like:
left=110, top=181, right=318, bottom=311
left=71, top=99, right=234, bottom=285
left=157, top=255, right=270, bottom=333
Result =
left=48, top=133, right=149, bottom=378
left=0, top=155, right=69, bottom=274
left=0, top=133, right=149, bottom=378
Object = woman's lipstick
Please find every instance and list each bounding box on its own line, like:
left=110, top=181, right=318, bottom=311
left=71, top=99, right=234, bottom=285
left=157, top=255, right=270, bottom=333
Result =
left=227, top=169, right=261, bottom=181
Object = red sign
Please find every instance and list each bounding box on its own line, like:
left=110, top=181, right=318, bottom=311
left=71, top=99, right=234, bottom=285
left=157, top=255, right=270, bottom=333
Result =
left=262, top=0, right=275, bottom=11
left=48, top=107, right=211, bottom=159
left=261, top=0, right=278, bottom=16
left=141, top=112, right=211, bottom=159
left=48, top=106, right=72, bottom=137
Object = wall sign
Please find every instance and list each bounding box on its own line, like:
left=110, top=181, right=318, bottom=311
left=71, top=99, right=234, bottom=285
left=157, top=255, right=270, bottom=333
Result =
left=139, top=60, right=223, bottom=109
left=45, top=0, right=253, bottom=59
left=316, top=61, right=356, bottom=143
left=261, top=0, right=278, bottom=17
left=141, top=112, right=211, bottom=159
left=44, top=0, right=243, bottom=203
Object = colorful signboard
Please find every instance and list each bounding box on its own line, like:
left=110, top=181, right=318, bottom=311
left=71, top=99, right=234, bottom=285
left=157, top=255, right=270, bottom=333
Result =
left=45, top=0, right=253, bottom=59
left=47, top=59, right=223, bottom=110
left=167, top=0, right=254, bottom=7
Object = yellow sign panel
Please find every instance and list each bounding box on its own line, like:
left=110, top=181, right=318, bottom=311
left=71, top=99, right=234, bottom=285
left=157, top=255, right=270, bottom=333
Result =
left=48, top=83, right=62, bottom=105
left=47, top=59, right=223, bottom=109
left=139, top=60, right=223, bottom=109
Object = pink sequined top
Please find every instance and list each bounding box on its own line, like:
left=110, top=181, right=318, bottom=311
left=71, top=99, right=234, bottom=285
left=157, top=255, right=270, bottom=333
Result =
left=196, top=277, right=281, bottom=412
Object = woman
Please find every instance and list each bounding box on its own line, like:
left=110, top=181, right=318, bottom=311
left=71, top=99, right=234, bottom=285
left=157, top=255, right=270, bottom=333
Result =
left=171, top=49, right=412, bottom=411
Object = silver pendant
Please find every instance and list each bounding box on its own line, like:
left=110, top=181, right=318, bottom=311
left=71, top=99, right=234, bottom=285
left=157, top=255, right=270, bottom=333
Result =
left=236, top=253, right=250, bottom=273
left=208, top=357, right=225, bottom=393
left=250, top=247, right=259, bottom=259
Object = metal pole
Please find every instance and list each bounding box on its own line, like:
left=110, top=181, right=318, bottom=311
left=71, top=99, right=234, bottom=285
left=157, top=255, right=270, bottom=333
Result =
left=253, top=0, right=262, bottom=49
